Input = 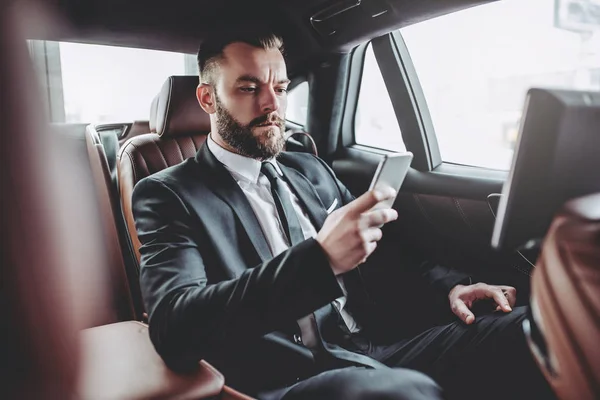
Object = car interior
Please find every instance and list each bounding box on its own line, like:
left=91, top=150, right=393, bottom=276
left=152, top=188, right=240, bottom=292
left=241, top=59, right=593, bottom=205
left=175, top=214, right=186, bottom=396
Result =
left=2, top=0, right=599, bottom=398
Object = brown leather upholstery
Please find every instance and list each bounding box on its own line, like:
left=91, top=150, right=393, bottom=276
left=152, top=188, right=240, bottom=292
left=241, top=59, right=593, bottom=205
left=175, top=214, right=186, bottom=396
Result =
left=119, top=133, right=207, bottom=261
left=118, top=75, right=209, bottom=263
left=86, top=126, right=136, bottom=323
left=120, top=120, right=153, bottom=145
left=79, top=321, right=225, bottom=399
left=155, top=75, right=210, bottom=137
left=2, top=3, right=112, bottom=396
left=220, top=385, right=257, bottom=400
left=529, top=192, right=600, bottom=400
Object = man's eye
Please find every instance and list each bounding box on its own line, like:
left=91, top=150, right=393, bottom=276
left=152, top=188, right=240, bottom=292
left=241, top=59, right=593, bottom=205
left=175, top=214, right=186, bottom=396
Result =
left=240, top=87, right=257, bottom=93
left=276, top=88, right=288, bottom=94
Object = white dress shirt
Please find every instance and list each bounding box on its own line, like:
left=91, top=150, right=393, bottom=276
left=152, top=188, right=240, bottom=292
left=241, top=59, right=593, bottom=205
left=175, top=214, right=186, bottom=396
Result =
left=206, top=134, right=360, bottom=348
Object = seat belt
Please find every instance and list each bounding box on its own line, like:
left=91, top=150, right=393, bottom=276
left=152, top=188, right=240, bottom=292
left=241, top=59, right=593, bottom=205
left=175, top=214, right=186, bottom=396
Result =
left=99, top=130, right=119, bottom=189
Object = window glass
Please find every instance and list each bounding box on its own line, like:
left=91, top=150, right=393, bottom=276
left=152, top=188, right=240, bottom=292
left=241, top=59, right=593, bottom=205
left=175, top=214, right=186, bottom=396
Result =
left=286, top=81, right=309, bottom=126
left=355, top=44, right=406, bottom=152
left=402, top=0, right=600, bottom=170
left=29, top=40, right=196, bottom=123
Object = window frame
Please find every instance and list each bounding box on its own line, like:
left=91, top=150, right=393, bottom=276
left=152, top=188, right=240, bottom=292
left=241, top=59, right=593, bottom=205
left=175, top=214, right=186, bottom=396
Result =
left=341, top=35, right=436, bottom=171
left=386, top=29, right=509, bottom=181
left=29, top=39, right=196, bottom=124
left=386, top=31, right=442, bottom=171
left=285, top=78, right=310, bottom=127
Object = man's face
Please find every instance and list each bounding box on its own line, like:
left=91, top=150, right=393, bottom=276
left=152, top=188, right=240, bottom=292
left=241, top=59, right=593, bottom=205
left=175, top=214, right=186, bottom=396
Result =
left=209, top=42, right=289, bottom=160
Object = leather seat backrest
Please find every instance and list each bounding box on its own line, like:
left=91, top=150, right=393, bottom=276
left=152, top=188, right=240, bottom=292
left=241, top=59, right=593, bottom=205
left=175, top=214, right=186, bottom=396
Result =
left=528, top=192, right=600, bottom=400
left=118, top=76, right=209, bottom=262
left=119, top=76, right=318, bottom=264
left=85, top=125, right=136, bottom=323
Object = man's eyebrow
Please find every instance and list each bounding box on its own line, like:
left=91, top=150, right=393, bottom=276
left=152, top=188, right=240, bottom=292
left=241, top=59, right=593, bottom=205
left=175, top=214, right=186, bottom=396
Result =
left=235, top=75, right=290, bottom=85
left=235, top=75, right=261, bottom=84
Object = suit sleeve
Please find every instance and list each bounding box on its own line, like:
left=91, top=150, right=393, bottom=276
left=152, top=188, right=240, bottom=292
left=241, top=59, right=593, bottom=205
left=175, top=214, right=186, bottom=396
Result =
left=419, top=261, right=472, bottom=295
left=133, top=177, right=343, bottom=371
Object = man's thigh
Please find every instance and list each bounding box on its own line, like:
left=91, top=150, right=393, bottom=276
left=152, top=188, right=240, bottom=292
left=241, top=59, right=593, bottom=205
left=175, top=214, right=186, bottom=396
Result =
left=259, top=367, right=443, bottom=400
left=374, top=306, right=530, bottom=371
left=370, top=306, right=554, bottom=400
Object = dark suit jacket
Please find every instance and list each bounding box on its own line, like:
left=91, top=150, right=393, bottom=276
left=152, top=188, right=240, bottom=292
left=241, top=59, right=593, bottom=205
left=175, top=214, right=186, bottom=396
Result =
left=133, top=144, right=469, bottom=394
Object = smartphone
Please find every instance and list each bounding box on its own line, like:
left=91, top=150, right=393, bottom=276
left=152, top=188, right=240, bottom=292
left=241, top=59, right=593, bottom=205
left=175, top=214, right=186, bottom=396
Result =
left=368, top=152, right=413, bottom=210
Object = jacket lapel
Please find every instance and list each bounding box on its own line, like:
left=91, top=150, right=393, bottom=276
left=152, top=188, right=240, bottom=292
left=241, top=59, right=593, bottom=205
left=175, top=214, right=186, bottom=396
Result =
left=277, top=163, right=329, bottom=231
left=195, top=144, right=272, bottom=262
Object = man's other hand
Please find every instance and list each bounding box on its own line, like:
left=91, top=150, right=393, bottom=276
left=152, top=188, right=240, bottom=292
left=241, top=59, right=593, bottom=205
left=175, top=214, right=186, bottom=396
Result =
left=316, top=188, right=398, bottom=276
left=448, top=283, right=517, bottom=325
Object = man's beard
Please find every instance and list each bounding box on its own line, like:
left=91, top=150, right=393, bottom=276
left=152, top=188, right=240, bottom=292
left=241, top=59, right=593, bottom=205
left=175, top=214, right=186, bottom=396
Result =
left=214, top=95, right=286, bottom=160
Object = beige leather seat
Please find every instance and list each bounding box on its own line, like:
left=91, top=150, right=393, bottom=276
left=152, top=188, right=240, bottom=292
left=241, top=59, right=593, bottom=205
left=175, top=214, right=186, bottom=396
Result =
left=527, top=192, right=600, bottom=400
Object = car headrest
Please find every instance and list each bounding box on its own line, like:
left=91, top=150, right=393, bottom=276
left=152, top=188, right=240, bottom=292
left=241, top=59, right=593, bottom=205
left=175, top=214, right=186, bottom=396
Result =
left=154, top=76, right=211, bottom=137
left=149, top=95, right=159, bottom=133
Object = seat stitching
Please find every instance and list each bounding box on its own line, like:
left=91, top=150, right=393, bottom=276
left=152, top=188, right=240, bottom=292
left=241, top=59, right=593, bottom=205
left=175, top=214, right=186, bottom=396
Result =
left=124, top=151, right=139, bottom=184
left=122, top=140, right=141, bottom=182
left=174, top=138, right=185, bottom=161
left=453, top=197, right=474, bottom=232
left=512, top=263, right=532, bottom=277
left=413, top=194, right=436, bottom=228
left=127, top=141, right=151, bottom=182
left=193, top=135, right=202, bottom=150
left=154, top=141, right=169, bottom=170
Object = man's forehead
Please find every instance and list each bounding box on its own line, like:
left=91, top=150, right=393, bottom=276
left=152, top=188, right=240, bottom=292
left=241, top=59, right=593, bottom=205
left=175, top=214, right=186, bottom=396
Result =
left=220, top=42, right=287, bottom=81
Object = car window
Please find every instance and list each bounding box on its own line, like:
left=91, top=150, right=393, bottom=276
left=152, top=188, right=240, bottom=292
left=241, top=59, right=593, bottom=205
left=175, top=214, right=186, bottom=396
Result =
left=355, top=43, right=406, bottom=152
left=28, top=40, right=197, bottom=123
left=286, top=81, right=309, bottom=126
left=401, top=0, right=600, bottom=170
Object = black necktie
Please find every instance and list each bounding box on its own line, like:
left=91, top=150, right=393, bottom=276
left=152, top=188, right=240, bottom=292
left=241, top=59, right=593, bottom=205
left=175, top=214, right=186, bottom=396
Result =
left=261, top=162, right=305, bottom=246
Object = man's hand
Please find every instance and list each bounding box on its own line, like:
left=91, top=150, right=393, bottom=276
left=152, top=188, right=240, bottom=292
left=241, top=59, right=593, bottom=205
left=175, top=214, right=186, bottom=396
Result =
left=316, top=188, right=398, bottom=276
left=448, top=283, right=517, bottom=325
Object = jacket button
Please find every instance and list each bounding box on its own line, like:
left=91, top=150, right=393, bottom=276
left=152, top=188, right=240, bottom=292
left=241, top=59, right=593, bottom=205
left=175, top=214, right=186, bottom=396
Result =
left=293, top=334, right=303, bottom=345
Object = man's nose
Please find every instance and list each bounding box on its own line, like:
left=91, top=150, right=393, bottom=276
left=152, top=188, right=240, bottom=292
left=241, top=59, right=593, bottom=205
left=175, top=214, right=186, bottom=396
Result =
left=259, top=87, right=279, bottom=114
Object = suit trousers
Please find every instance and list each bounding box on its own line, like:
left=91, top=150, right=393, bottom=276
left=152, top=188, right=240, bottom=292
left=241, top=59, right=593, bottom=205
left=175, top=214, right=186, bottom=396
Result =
left=260, top=306, right=555, bottom=400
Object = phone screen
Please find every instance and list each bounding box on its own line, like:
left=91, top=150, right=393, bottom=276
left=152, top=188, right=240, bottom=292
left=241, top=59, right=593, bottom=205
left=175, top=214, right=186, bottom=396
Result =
left=368, top=152, right=413, bottom=210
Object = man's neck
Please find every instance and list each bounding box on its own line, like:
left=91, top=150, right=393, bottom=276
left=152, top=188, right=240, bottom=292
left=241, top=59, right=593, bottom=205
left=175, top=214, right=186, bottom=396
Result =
left=210, top=132, right=240, bottom=155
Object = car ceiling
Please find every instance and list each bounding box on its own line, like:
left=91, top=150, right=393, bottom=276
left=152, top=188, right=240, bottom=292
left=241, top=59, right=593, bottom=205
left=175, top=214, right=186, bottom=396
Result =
left=28, top=0, right=492, bottom=73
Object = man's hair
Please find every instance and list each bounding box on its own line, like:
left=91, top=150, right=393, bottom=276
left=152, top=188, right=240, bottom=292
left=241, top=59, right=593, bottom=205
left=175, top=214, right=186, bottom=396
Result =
left=197, top=29, right=285, bottom=85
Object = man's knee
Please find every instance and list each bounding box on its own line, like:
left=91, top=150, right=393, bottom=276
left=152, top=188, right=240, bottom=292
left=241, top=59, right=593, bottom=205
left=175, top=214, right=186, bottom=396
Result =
left=338, top=368, right=442, bottom=400
left=282, top=367, right=442, bottom=400
left=475, top=305, right=528, bottom=332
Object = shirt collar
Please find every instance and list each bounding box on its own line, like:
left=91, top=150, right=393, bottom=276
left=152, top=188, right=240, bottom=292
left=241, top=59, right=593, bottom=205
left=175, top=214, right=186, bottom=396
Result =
left=206, top=133, right=282, bottom=184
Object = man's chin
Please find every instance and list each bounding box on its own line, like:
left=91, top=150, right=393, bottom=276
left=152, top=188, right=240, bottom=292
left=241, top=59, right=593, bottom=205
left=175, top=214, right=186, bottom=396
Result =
left=259, top=138, right=285, bottom=159
left=253, top=125, right=282, bottom=136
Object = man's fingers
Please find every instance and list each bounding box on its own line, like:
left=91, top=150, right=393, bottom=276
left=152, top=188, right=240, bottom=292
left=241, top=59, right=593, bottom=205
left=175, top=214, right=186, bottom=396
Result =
left=489, top=288, right=512, bottom=312
left=499, top=285, right=517, bottom=307
left=348, top=188, right=396, bottom=216
left=361, top=242, right=378, bottom=264
left=451, top=299, right=475, bottom=325
left=362, top=227, right=383, bottom=243
left=363, top=208, right=398, bottom=228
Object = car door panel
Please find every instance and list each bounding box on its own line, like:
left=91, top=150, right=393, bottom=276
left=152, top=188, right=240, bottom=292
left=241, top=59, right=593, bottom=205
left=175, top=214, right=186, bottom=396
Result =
left=331, top=148, right=536, bottom=310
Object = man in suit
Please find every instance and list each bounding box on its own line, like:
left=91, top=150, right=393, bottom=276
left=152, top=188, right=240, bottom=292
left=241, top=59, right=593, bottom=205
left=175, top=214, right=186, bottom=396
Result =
left=133, top=30, right=554, bottom=399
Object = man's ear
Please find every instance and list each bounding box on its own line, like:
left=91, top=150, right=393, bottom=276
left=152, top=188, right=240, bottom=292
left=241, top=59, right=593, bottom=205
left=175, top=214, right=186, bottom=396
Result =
left=196, top=83, right=216, bottom=114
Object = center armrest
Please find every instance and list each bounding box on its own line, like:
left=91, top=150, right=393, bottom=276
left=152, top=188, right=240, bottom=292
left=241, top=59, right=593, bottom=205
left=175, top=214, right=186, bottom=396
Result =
left=78, top=321, right=225, bottom=399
